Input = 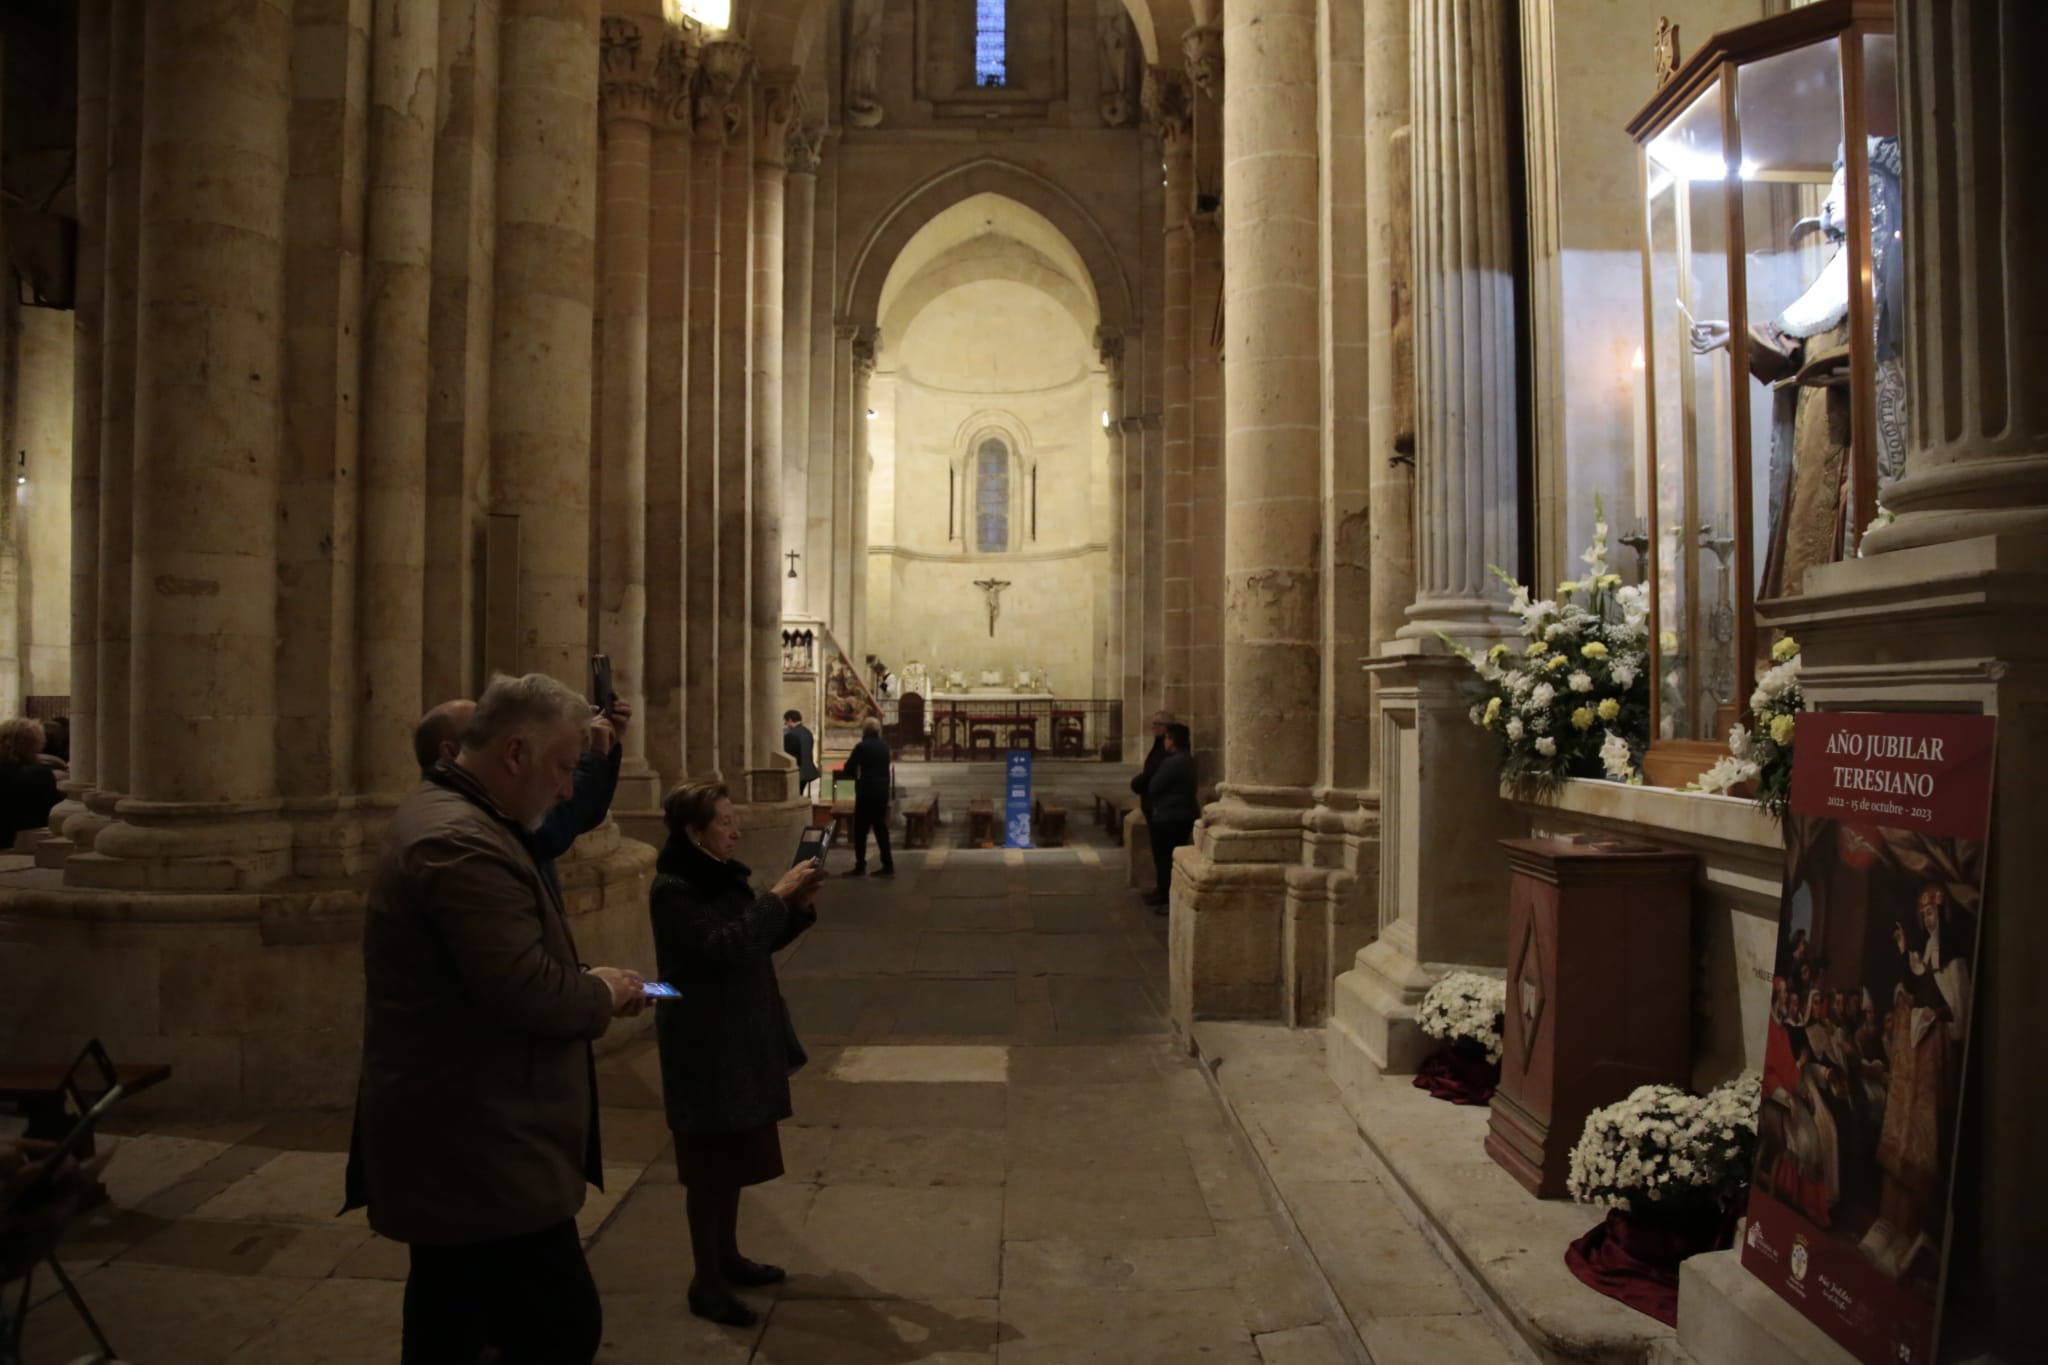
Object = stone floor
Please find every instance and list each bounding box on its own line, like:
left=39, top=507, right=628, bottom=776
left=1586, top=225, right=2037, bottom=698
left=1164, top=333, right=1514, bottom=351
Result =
left=6, top=840, right=1506, bottom=1364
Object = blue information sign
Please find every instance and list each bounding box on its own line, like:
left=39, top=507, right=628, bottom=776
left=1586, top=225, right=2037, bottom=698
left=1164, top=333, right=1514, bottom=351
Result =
left=1004, top=749, right=1033, bottom=849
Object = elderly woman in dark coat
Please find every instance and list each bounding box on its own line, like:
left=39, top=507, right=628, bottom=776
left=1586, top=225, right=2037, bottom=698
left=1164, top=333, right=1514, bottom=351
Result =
left=651, top=780, right=825, bottom=1328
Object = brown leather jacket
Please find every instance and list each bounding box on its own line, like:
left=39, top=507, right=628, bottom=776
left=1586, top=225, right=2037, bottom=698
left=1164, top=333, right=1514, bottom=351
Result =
left=344, top=762, right=616, bottom=1246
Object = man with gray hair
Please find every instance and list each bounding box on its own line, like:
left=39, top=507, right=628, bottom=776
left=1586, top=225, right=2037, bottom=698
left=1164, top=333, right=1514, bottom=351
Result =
left=346, top=672, right=646, bottom=1365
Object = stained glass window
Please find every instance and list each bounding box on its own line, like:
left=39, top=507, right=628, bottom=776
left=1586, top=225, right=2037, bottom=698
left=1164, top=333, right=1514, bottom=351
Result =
left=975, top=0, right=1006, bottom=88
left=975, top=438, right=1009, bottom=553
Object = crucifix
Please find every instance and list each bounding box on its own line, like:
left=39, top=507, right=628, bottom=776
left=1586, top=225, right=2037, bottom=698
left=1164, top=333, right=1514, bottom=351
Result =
left=785, top=549, right=801, bottom=579
left=972, top=578, right=1012, bottom=638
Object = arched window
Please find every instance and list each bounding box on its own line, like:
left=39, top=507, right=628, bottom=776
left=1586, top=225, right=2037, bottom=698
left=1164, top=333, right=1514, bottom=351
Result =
left=974, top=0, right=1007, bottom=87
left=975, top=436, right=1010, bottom=553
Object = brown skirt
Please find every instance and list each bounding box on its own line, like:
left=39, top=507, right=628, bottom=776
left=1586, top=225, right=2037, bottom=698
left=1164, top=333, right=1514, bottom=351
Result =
left=675, top=1123, right=785, bottom=1189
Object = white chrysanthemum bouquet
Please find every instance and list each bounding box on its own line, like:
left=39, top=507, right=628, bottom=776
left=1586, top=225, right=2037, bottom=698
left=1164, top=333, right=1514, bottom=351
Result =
left=1691, top=637, right=1803, bottom=817
left=1447, top=498, right=1651, bottom=788
left=1566, top=1074, right=1761, bottom=1216
left=1417, top=971, right=1507, bottom=1065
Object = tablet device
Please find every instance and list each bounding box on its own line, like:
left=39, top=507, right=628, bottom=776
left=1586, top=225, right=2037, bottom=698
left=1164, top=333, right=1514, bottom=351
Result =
left=794, top=825, right=829, bottom=867
left=641, top=982, right=682, bottom=1000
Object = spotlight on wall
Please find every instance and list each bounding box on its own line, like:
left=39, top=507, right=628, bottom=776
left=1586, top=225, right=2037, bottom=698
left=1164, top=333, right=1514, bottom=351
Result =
left=866, top=408, right=877, bottom=419
left=14, top=451, right=23, bottom=486
left=1101, top=410, right=1110, bottom=429
left=664, top=0, right=731, bottom=30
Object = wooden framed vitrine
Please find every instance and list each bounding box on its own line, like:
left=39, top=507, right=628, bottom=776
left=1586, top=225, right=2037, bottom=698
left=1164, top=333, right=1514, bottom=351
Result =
left=1626, top=0, right=1899, bottom=785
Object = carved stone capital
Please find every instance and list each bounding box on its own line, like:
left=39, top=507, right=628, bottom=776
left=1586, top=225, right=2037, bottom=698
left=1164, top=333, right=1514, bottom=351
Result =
left=850, top=325, right=879, bottom=374
left=1141, top=65, right=1192, bottom=144
left=600, top=15, right=659, bottom=124
left=693, top=37, right=751, bottom=138
left=1182, top=26, right=1223, bottom=103
left=1094, top=325, right=1125, bottom=373
left=652, top=23, right=702, bottom=133
left=754, top=66, right=801, bottom=166
left=786, top=122, right=825, bottom=174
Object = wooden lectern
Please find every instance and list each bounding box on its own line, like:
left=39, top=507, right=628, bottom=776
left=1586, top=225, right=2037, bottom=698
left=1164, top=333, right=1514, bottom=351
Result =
left=1484, top=836, right=1697, bottom=1198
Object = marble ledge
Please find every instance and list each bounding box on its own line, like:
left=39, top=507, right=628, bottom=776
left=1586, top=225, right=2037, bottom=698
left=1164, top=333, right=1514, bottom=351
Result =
left=1502, top=778, right=1783, bottom=863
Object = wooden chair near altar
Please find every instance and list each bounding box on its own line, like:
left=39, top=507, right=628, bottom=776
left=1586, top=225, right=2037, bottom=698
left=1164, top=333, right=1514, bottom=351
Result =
left=968, top=727, right=998, bottom=756
left=1051, top=710, right=1086, bottom=756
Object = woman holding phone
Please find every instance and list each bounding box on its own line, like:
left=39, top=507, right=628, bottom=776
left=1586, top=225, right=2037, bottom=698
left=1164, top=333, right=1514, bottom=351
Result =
left=649, top=780, right=825, bottom=1327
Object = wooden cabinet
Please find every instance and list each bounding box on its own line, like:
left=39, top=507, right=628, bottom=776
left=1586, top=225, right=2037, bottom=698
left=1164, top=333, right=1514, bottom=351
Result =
left=1484, top=837, right=1697, bottom=1198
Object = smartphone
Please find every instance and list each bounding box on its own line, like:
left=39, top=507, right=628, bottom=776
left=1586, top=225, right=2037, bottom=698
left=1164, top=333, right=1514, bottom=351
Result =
left=590, top=653, right=617, bottom=713
left=794, top=825, right=829, bottom=867
left=641, top=982, right=682, bottom=1000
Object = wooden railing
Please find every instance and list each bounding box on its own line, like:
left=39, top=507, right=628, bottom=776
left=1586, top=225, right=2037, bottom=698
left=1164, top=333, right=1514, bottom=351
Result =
left=880, top=698, right=1124, bottom=762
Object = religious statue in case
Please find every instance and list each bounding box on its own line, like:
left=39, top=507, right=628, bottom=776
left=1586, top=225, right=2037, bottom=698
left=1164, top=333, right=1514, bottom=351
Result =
left=1625, top=0, right=1898, bottom=782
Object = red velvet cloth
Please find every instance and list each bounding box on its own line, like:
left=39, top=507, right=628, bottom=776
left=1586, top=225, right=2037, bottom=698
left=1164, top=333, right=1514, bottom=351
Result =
left=1564, top=1208, right=1723, bottom=1327
left=1412, top=1044, right=1500, bottom=1105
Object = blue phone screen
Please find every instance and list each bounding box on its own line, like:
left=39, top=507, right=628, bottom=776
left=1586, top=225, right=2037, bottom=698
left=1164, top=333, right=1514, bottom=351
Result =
left=643, top=982, right=682, bottom=999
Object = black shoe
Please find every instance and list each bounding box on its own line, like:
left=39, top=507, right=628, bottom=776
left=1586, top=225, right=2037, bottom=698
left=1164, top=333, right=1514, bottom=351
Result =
left=848, top=865, right=867, bottom=877
left=688, top=1289, right=759, bottom=1328
left=725, top=1257, right=786, bottom=1287
left=875, top=865, right=896, bottom=878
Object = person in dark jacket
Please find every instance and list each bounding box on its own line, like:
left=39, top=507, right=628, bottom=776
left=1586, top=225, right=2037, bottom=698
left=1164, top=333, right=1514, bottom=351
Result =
left=782, top=709, right=821, bottom=796
left=1129, top=709, right=1172, bottom=821
left=836, top=715, right=894, bottom=876
left=651, top=780, right=825, bottom=1327
left=1144, top=722, right=1198, bottom=911
left=413, top=695, right=633, bottom=894
left=0, top=718, right=62, bottom=849
left=347, top=672, right=647, bottom=1365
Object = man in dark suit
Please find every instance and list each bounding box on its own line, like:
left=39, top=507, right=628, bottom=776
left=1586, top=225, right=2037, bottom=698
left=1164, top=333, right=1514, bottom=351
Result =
left=349, top=673, right=646, bottom=1365
left=783, top=709, right=821, bottom=798
left=1129, top=709, right=1172, bottom=820
left=837, top=715, right=894, bottom=877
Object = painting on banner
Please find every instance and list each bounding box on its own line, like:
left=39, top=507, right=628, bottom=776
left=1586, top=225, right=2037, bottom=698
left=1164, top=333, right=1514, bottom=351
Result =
left=1741, top=711, right=1996, bottom=1365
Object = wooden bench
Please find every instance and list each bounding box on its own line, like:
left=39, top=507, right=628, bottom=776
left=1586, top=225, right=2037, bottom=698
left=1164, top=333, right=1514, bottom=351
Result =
left=1095, top=790, right=1135, bottom=838
left=810, top=798, right=854, bottom=847
left=902, top=795, right=939, bottom=848
left=1033, top=799, right=1067, bottom=847
left=966, top=797, right=996, bottom=847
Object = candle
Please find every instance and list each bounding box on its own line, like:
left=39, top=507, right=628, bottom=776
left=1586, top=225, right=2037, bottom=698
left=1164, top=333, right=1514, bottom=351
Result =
left=1630, top=346, right=1649, bottom=525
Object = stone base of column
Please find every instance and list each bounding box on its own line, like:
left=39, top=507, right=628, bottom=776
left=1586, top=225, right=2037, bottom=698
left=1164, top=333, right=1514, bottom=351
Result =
left=64, top=802, right=296, bottom=892
left=1166, top=789, right=1311, bottom=1033
left=281, top=796, right=375, bottom=881
left=731, top=791, right=810, bottom=879
left=1329, top=932, right=1440, bottom=1076
left=1285, top=795, right=1380, bottom=1028
left=611, top=759, right=666, bottom=849
left=1123, top=809, right=1151, bottom=891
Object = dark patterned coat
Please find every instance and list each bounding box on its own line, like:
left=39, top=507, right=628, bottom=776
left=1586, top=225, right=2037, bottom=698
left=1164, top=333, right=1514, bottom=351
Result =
left=650, top=838, right=816, bottom=1135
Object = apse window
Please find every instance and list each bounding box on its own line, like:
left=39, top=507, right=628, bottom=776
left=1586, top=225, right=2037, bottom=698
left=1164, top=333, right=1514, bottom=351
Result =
left=975, top=437, right=1010, bottom=553
left=975, top=0, right=1007, bottom=87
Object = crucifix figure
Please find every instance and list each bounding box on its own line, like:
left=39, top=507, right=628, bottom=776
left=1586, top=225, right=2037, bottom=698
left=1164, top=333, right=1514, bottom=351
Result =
left=973, top=578, right=1012, bottom=638
left=785, top=549, right=801, bottom=579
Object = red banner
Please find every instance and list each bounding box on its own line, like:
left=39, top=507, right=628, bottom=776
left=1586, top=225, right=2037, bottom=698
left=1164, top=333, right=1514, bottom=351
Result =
left=1742, top=710, right=1996, bottom=1365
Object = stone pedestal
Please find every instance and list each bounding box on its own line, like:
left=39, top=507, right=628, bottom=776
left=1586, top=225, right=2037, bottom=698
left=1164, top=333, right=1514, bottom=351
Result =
left=1679, top=1251, right=1859, bottom=1365
left=1331, top=643, right=1524, bottom=1074
left=1484, top=837, right=1695, bottom=1198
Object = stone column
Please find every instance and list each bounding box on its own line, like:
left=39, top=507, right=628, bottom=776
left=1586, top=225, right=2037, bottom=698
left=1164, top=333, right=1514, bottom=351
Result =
left=1168, top=0, right=1322, bottom=1027
left=683, top=64, right=724, bottom=776
left=83, top=0, right=143, bottom=850
left=1334, top=0, right=1524, bottom=1075
left=1098, top=329, right=1128, bottom=743
left=1145, top=65, right=1193, bottom=723
left=748, top=70, right=795, bottom=795
left=706, top=40, right=753, bottom=783
left=1184, top=27, right=1226, bottom=785
left=781, top=124, right=820, bottom=619
left=72, top=0, right=296, bottom=889
left=1681, top=6, right=2048, bottom=1362
left=805, top=142, right=840, bottom=626
left=355, top=0, right=438, bottom=803
left=594, top=12, right=663, bottom=819
left=49, top=0, right=108, bottom=852
left=487, top=0, right=600, bottom=685
left=642, top=25, right=696, bottom=804
left=849, top=327, right=878, bottom=662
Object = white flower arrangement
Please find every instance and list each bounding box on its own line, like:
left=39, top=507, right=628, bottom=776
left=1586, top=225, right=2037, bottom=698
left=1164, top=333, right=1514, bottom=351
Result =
left=1445, top=497, right=1651, bottom=789
left=1417, top=971, right=1507, bottom=1065
left=1566, top=1074, right=1761, bottom=1216
left=1691, top=637, right=1803, bottom=816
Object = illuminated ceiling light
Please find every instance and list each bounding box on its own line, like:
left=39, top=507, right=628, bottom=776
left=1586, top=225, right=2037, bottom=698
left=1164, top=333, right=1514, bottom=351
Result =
left=1101, top=410, right=1111, bottom=428
left=665, top=0, right=731, bottom=30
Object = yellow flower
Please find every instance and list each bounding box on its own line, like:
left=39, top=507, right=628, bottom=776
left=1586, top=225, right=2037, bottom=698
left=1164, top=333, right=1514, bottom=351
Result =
left=1488, top=643, right=1512, bottom=662
left=1598, top=697, right=1621, bottom=721
left=1581, top=641, right=1610, bottom=659
left=1770, top=714, right=1796, bottom=746
left=1598, top=573, right=1623, bottom=588
left=1660, top=630, right=1679, bottom=653
left=1772, top=636, right=1800, bottom=662
left=1525, top=640, right=1548, bottom=657
left=1483, top=697, right=1502, bottom=729
left=1558, top=580, right=1579, bottom=595
left=1547, top=655, right=1569, bottom=671
left=1571, top=707, right=1595, bottom=731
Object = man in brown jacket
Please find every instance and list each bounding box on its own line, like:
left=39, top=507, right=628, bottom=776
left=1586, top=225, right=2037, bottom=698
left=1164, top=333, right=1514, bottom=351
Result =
left=345, top=672, right=646, bottom=1365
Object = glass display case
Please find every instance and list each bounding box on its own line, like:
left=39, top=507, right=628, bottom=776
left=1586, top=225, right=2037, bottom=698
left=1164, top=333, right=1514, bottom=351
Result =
left=1625, top=0, right=1899, bottom=783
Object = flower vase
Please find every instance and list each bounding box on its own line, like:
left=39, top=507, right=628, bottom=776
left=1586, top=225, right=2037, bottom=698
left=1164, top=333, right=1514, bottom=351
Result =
left=1564, top=1204, right=1729, bottom=1326
left=1412, top=1038, right=1501, bottom=1105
